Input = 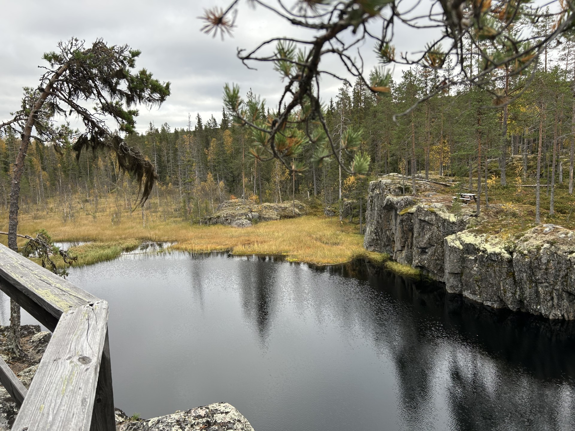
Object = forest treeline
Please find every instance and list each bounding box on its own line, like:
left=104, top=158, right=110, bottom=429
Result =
left=2, top=39, right=575, bottom=223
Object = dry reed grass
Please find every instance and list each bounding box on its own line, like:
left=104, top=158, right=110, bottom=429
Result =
left=0, top=206, right=386, bottom=266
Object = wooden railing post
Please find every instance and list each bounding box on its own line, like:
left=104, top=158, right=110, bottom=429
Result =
left=90, top=332, right=116, bottom=431
left=0, top=243, right=116, bottom=431
left=0, top=356, right=27, bottom=406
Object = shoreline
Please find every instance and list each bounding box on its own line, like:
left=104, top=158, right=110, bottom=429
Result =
left=2, top=215, right=389, bottom=268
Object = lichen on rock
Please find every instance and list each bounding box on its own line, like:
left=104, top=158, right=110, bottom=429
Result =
left=444, top=225, right=575, bottom=319
left=115, top=403, right=255, bottom=431
left=203, top=199, right=307, bottom=227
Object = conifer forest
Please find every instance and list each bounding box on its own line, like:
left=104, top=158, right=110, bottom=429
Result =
left=3, top=51, right=575, bottom=225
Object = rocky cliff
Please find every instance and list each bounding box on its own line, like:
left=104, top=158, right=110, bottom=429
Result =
left=445, top=225, right=575, bottom=319
left=364, top=177, right=470, bottom=282
left=364, top=177, right=575, bottom=320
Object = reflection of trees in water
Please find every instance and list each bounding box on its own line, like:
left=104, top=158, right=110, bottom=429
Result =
left=238, top=258, right=276, bottom=343
left=189, top=257, right=206, bottom=312
left=445, top=346, right=575, bottom=430
left=367, top=268, right=575, bottom=430
left=313, top=262, right=575, bottom=430
left=392, top=327, right=435, bottom=429
left=378, top=275, right=436, bottom=429
left=298, top=265, right=438, bottom=428
left=203, top=255, right=575, bottom=429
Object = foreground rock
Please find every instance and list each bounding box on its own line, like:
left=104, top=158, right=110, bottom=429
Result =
left=115, top=403, right=254, bottom=431
left=364, top=175, right=575, bottom=320
left=204, top=199, right=307, bottom=228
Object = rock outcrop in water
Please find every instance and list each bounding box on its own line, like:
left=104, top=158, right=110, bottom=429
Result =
left=203, top=199, right=307, bottom=228
left=364, top=176, right=575, bottom=320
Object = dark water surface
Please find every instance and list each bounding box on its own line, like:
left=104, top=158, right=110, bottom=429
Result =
left=2, top=252, right=575, bottom=430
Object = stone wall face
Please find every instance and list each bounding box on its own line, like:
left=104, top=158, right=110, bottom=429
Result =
left=364, top=179, right=414, bottom=255
left=444, top=232, right=516, bottom=309
left=444, top=226, right=575, bottom=319
left=512, top=226, right=575, bottom=319
left=364, top=178, right=575, bottom=320
left=412, top=205, right=468, bottom=282
left=364, top=179, right=468, bottom=283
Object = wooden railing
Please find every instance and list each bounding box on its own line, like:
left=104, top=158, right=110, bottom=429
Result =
left=0, top=243, right=115, bottom=430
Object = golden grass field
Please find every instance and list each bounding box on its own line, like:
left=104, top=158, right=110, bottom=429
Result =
left=5, top=167, right=575, bottom=279
left=0, top=202, right=389, bottom=268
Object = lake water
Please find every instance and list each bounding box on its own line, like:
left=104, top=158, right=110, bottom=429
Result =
left=2, top=251, right=575, bottom=430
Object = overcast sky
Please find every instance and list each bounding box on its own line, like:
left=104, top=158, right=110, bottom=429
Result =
left=0, top=0, right=438, bottom=133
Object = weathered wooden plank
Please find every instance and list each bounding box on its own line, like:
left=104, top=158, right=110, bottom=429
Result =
left=90, top=333, right=116, bottom=431
left=12, top=301, right=109, bottom=431
left=0, top=355, right=27, bottom=406
left=0, top=243, right=97, bottom=329
left=0, top=277, right=59, bottom=331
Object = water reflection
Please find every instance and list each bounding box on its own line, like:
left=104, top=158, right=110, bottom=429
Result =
left=2, top=254, right=575, bottom=430
left=238, top=258, right=275, bottom=343
left=344, top=261, right=575, bottom=430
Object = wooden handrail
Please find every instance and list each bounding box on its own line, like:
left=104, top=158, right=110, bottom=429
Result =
left=0, top=356, right=27, bottom=405
left=0, top=243, right=115, bottom=431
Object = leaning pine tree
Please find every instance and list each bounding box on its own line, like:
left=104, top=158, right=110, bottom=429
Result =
left=0, top=38, right=170, bottom=356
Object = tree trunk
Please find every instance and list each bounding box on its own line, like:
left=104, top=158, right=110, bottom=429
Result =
left=468, top=156, right=473, bottom=190
left=312, top=164, right=317, bottom=197
left=242, top=134, right=246, bottom=200
left=523, top=134, right=528, bottom=181
left=7, top=63, right=69, bottom=357
left=439, top=114, right=444, bottom=176
left=292, top=164, right=295, bottom=216
left=476, top=115, right=482, bottom=216
left=546, top=152, right=550, bottom=197
left=536, top=105, right=544, bottom=224
left=385, top=141, right=389, bottom=175
left=425, top=103, right=430, bottom=180
left=550, top=99, right=559, bottom=216
left=258, top=160, right=262, bottom=203
left=359, top=196, right=363, bottom=234
left=570, top=98, right=575, bottom=194
left=484, top=144, right=489, bottom=208
left=500, top=71, right=509, bottom=186
left=411, top=112, right=417, bottom=195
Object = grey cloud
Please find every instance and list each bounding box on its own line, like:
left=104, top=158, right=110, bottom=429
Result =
left=0, top=1, right=433, bottom=134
